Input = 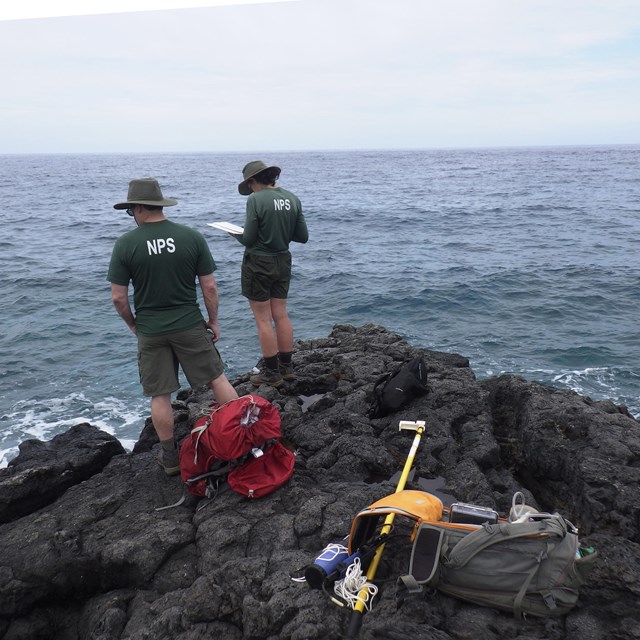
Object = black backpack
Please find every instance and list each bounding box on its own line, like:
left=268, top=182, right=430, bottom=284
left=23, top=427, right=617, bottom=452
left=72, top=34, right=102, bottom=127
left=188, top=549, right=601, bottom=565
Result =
left=368, top=357, right=428, bottom=419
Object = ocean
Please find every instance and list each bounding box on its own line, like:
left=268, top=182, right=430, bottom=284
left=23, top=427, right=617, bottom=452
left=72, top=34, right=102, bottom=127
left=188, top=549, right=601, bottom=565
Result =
left=1, top=146, right=638, bottom=466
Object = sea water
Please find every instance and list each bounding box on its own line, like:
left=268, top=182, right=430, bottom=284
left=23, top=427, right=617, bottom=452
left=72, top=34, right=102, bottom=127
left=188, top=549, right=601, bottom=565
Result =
left=1, top=146, right=638, bottom=466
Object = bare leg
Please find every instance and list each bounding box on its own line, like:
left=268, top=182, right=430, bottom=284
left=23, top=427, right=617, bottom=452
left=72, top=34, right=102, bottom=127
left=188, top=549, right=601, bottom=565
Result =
left=249, top=299, right=278, bottom=357
left=150, top=393, right=174, bottom=441
left=209, top=373, right=239, bottom=404
left=270, top=297, right=293, bottom=354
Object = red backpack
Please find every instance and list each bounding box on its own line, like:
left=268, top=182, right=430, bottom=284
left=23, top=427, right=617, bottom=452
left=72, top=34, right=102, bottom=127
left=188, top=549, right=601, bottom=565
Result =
left=180, top=395, right=295, bottom=499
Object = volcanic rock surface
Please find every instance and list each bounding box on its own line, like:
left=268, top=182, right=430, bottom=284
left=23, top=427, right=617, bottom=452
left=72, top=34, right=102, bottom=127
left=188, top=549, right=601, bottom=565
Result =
left=1, top=324, right=638, bottom=640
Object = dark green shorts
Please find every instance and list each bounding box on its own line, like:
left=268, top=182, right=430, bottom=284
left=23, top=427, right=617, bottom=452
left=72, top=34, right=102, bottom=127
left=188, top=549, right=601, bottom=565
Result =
left=241, top=252, right=292, bottom=302
left=137, top=323, right=224, bottom=397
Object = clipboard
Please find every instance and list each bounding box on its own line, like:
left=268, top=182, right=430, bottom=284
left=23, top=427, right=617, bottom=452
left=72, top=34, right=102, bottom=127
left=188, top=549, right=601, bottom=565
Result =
left=207, top=221, right=244, bottom=235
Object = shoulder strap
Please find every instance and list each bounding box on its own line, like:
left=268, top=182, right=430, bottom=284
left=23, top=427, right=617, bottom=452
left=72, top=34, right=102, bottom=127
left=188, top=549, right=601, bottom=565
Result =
left=446, top=516, right=568, bottom=570
left=408, top=523, right=445, bottom=583
left=368, top=372, right=393, bottom=418
left=397, top=522, right=446, bottom=595
left=372, top=371, right=392, bottom=392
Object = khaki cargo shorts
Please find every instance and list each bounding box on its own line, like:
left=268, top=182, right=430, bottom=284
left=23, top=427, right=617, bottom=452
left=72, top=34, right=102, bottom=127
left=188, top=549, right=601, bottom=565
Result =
left=137, top=323, right=224, bottom=397
left=241, top=252, right=292, bottom=301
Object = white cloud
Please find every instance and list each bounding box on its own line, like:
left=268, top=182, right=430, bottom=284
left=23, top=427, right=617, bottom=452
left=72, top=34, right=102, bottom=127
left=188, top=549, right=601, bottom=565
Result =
left=0, top=0, right=298, bottom=21
left=0, top=0, right=639, bottom=152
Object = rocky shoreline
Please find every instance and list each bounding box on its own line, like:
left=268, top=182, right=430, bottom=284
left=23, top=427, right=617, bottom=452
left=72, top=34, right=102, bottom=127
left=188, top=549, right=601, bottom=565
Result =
left=1, top=324, right=638, bottom=640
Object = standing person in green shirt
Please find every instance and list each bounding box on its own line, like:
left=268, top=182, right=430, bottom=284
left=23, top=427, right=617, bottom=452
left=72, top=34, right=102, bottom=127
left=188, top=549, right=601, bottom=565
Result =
left=107, top=177, right=238, bottom=476
left=236, top=161, right=309, bottom=387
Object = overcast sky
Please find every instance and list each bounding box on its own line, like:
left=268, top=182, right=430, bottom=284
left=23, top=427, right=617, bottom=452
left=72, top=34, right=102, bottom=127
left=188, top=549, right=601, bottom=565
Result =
left=1, top=0, right=639, bottom=153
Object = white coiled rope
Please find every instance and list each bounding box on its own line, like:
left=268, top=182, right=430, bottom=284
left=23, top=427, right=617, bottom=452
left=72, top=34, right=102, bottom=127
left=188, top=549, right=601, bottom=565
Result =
left=333, top=557, right=379, bottom=611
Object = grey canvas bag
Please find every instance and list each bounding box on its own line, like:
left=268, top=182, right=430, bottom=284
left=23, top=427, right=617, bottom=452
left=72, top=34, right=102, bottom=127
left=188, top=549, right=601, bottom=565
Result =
left=398, top=515, right=597, bottom=619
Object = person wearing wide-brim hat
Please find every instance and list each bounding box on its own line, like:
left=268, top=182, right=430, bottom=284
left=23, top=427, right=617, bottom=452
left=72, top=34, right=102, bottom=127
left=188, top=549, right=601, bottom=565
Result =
left=233, top=160, right=309, bottom=387
left=113, top=176, right=178, bottom=210
left=107, top=177, right=238, bottom=476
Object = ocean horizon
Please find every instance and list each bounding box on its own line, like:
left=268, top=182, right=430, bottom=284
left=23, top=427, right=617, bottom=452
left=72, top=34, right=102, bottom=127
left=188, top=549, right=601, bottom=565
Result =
left=1, top=144, right=638, bottom=466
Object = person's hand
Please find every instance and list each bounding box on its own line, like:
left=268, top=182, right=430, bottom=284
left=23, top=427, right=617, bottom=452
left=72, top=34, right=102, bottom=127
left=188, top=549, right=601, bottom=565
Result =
left=206, top=321, right=220, bottom=342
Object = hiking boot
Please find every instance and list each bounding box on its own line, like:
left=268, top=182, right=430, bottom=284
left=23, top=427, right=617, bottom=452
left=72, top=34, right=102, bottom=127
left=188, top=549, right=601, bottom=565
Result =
left=278, top=362, right=295, bottom=380
left=157, top=447, right=180, bottom=476
left=250, top=367, right=283, bottom=387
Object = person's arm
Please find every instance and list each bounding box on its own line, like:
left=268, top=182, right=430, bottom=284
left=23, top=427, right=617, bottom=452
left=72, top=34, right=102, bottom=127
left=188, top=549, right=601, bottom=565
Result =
left=199, top=273, right=221, bottom=342
left=111, top=284, right=136, bottom=333
left=234, top=199, right=259, bottom=247
left=293, top=210, right=309, bottom=244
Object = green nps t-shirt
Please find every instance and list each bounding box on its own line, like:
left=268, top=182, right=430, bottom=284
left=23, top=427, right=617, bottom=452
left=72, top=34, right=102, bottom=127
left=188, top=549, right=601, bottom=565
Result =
left=236, top=186, right=308, bottom=255
left=107, top=220, right=215, bottom=336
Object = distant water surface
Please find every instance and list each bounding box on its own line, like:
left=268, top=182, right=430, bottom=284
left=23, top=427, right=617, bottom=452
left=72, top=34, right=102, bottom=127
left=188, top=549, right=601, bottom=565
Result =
left=1, top=146, right=638, bottom=465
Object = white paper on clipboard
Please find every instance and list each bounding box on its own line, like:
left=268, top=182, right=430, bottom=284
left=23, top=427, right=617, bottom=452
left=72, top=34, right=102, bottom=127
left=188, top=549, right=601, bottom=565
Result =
left=207, top=221, right=244, bottom=235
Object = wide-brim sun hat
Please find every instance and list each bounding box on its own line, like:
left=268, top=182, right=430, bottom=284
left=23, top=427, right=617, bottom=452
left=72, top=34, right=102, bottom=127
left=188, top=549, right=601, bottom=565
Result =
left=238, top=160, right=281, bottom=196
left=113, top=177, right=178, bottom=209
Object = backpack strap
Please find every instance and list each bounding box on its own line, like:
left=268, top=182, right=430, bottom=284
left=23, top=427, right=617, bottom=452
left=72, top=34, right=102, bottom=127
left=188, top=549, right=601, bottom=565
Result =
left=154, top=492, right=187, bottom=512
left=397, top=574, right=423, bottom=596
left=372, top=370, right=393, bottom=389
left=184, top=439, right=279, bottom=489
left=190, top=396, right=256, bottom=463
left=409, top=523, right=445, bottom=583
left=397, top=522, right=445, bottom=595
left=185, top=462, right=230, bottom=486
left=228, top=438, right=278, bottom=468
left=512, top=551, right=546, bottom=620
left=445, top=516, right=568, bottom=570
left=367, top=371, right=393, bottom=418
left=191, top=413, right=214, bottom=465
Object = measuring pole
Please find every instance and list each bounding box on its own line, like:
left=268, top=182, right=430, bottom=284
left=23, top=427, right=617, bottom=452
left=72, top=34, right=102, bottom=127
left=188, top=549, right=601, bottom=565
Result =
left=346, top=420, right=426, bottom=639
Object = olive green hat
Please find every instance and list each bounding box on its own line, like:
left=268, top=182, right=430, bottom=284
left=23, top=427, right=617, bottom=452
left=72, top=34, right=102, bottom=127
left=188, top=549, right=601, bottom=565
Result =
left=238, top=160, right=280, bottom=196
left=113, top=177, right=177, bottom=209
